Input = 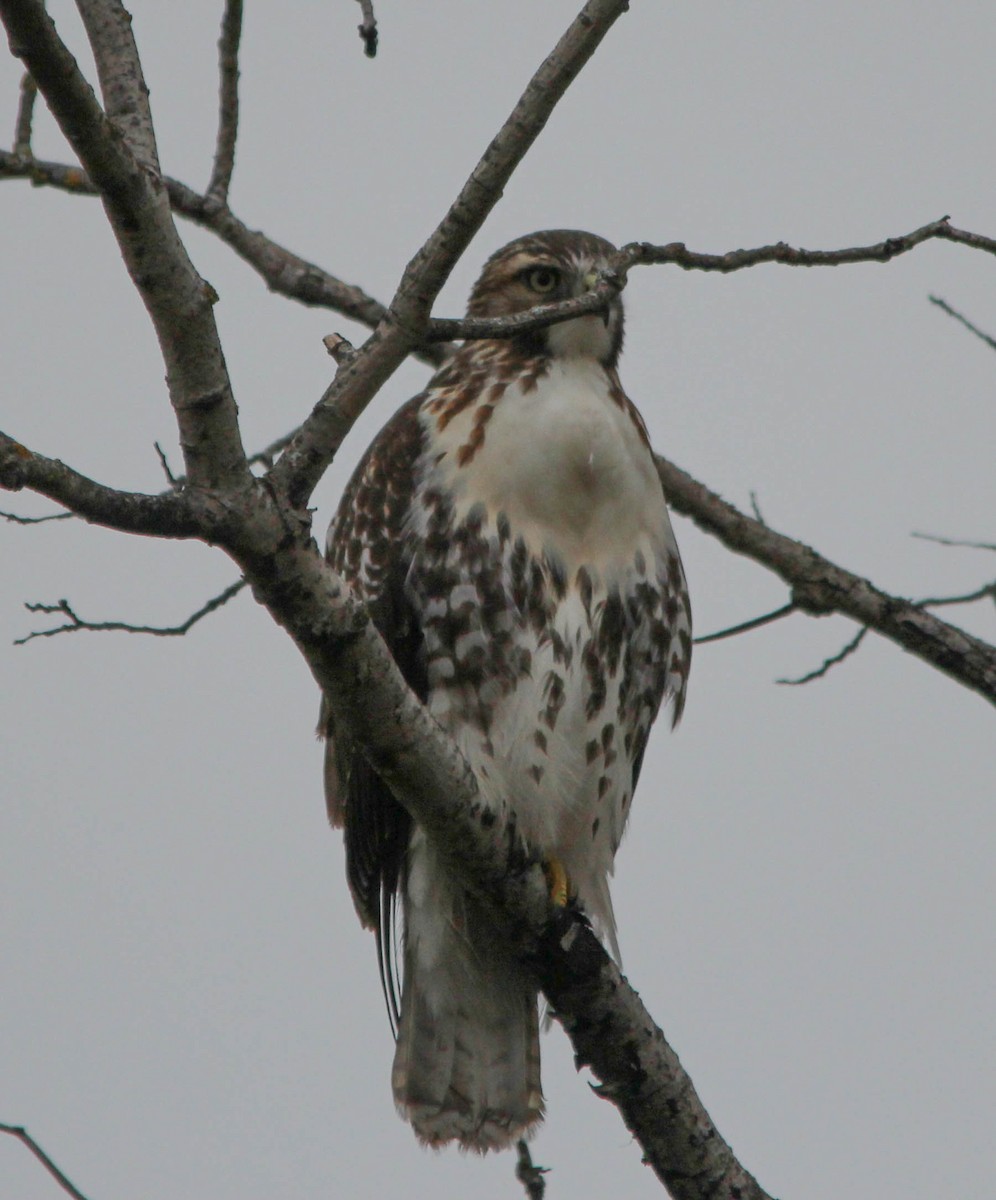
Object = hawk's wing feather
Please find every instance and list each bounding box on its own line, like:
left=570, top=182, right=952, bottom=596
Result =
left=322, top=397, right=428, bottom=1028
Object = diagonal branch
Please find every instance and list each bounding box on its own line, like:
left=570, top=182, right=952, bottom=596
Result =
left=928, top=294, right=996, bottom=354
left=779, top=625, right=870, bottom=686
left=657, top=455, right=996, bottom=706
left=913, top=531, right=996, bottom=553
left=266, top=0, right=633, bottom=509
left=0, top=0, right=248, bottom=492
left=0, top=1123, right=91, bottom=1200
left=235, top=515, right=773, bottom=1200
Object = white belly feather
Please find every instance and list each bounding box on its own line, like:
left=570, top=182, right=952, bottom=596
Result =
left=410, top=359, right=679, bottom=955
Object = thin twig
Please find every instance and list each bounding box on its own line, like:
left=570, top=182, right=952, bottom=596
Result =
left=13, top=71, right=37, bottom=157
left=0, top=1123, right=91, bottom=1200
left=247, top=429, right=296, bottom=472
left=14, top=580, right=246, bottom=645
left=153, top=441, right=179, bottom=488
left=355, top=0, right=378, bottom=57
left=694, top=602, right=796, bottom=645
left=917, top=582, right=996, bottom=610
left=913, top=531, right=996, bottom=553
left=928, top=294, right=996, bottom=354
left=206, top=0, right=242, bottom=204
left=778, top=626, right=869, bottom=686
left=1, top=506, right=73, bottom=524
left=515, top=1139, right=548, bottom=1200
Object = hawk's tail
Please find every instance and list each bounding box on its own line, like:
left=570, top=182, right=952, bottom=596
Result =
left=391, top=837, right=543, bottom=1152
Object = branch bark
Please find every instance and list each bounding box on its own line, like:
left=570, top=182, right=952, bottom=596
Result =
left=3, top=3, right=993, bottom=1196
left=266, top=0, right=633, bottom=510
left=1, top=0, right=248, bottom=491
left=657, top=455, right=996, bottom=706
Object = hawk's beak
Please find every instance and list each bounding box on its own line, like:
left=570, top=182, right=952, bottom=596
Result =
left=581, top=269, right=611, bottom=327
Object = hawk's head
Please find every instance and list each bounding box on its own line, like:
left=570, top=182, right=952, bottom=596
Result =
left=467, top=229, right=624, bottom=368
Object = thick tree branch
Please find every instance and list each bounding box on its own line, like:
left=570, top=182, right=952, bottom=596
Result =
left=0, top=0, right=248, bottom=492
left=267, top=0, right=633, bottom=510
left=657, top=456, right=996, bottom=706
left=76, top=0, right=160, bottom=173
left=0, top=430, right=202, bottom=538
left=231, top=518, right=772, bottom=1200
left=0, top=151, right=448, bottom=364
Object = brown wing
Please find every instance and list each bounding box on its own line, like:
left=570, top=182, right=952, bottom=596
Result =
left=321, top=396, right=427, bottom=1028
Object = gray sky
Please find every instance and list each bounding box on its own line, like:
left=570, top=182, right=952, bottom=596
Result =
left=2, top=3, right=994, bottom=1197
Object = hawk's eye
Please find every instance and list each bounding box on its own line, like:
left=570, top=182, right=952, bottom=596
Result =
left=523, top=266, right=560, bottom=295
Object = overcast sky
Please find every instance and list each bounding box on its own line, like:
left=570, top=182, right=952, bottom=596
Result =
left=2, top=3, right=994, bottom=1198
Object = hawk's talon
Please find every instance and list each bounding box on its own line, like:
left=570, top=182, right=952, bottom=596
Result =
left=544, top=857, right=569, bottom=907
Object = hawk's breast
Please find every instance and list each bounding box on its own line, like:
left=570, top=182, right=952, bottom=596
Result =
left=427, top=357, right=670, bottom=577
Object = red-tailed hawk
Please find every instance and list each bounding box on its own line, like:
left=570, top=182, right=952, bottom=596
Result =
left=322, top=230, right=691, bottom=1151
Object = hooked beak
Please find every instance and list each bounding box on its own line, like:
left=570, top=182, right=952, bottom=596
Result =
left=580, top=268, right=611, bottom=326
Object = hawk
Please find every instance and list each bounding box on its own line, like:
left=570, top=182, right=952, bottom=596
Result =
left=322, top=230, right=691, bottom=1152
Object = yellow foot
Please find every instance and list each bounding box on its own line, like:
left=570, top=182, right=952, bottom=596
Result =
left=543, top=857, right=569, bottom=907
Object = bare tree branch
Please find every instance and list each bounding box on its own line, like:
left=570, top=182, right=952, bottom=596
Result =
left=0, top=149, right=450, bottom=366
left=621, top=216, right=996, bottom=273
left=1, top=0, right=248, bottom=492
left=206, top=0, right=242, bottom=205
left=694, top=602, right=797, bottom=645
left=266, top=0, right=633, bottom=510
left=355, top=0, right=378, bottom=57
left=14, top=581, right=247, bottom=645
left=1, top=505, right=72, bottom=524
left=929, top=294, right=996, bottom=353
left=76, top=0, right=160, bottom=172
left=917, top=582, right=996, bottom=610
left=0, top=1123, right=91, bottom=1200
left=3, top=4, right=992, bottom=1194
left=913, top=530, right=996, bottom=553
left=0, top=430, right=202, bottom=538
left=657, top=455, right=996, bottom=706
left=12, top=68, right=36, bottom=156
left=779, top=626, right=869, bottom=686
